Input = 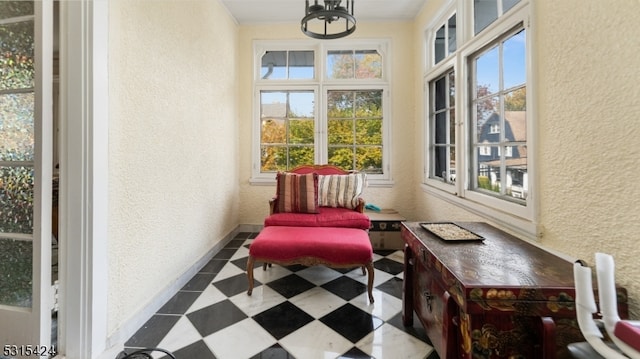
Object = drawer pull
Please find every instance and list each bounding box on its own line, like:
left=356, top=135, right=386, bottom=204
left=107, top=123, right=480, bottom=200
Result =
left=452, top=316, right=459, bottom=327
left=423, top=291, right=433, bottom=312
left=420, top=247, right=427, bottom=263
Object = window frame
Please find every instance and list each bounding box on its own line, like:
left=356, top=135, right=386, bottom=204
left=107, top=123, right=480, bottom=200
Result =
left=423, top=1, right=536, bottom=238
left=251, top=39, right=392, bottom=186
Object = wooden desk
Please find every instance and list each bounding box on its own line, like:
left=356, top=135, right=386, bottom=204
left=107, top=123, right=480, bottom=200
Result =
left=401, top=221, right=627, bottom=359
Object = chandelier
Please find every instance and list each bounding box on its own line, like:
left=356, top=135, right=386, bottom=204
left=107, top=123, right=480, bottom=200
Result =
left=301, top=0, right=356, bottom=40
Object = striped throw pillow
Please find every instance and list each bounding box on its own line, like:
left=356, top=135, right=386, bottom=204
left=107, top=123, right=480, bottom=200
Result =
left=318, top=173, right=367, bottom=210
left=276, top=172, right=319, bottom=213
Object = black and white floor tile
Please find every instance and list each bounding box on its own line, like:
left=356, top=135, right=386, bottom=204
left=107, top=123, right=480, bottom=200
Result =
left=122, top=232, right=438, bottom=359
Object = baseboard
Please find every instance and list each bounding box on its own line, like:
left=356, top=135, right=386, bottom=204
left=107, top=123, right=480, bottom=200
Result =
left=99, top=225, right=243, bottom=357
left=237, top=223, right=263, bottom=233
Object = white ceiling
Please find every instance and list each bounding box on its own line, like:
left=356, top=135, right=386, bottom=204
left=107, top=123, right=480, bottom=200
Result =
left=220, top=0, right=426, bottom=24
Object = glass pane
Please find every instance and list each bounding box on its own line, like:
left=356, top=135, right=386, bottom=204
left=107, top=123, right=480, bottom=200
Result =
left=260, top=146, right=287, bottom=172
left=0, top=20, right=35, bottom=90
left=475, top=45, right=499, bottom=96
left=261, top=118, right=285, bottom=144
left=503, top=29, right=526, bottom=90
left=503, top=0, right=521, bottom=12
left=507, top=150, right=527, bottom=199
left=357, top=146, right=382, bottom=174
left=328, top=147, right=354, bottom=171
left=355, top=50, right=382, bottom=79
left=355, top=91, right=381, bottom=116
left=476, top=96, right=499, bottom=143
left=449, top=147, right=456, bottom=182
left=327, top=91, right=354, bottom=118
left=288, top=91, right=314, bottom=118
left=0, top=1, right=34, bottom=19
left=504, top=102, right=526, bottom=142
left=327, top=50, right=354, bottom=79
left=449, top=108, right=456, bottom=144
left=434, top=25, right=445, bottom=64
left=358, top=92, right=376, bottom=114
left=474, top=0, right=498, bottom=34
left=261, top=91, right=287, bottom=117
left=288, top=146, right=314, bottom=168
left=435, top=112, right=446, bottom=144
left=448, top=14, right=457, bottom=54
left=0, top=93, right=35, bottom=161
left=448, top=71, right=455, bottom=106
left=355, top=119, right=382, bottom=145
left=434, top=76, right=446, bottom=111
left=434, top=146, right=446, bottom=180
left=0, top=166, right=34, bottom=234
left=289, top=119, right=314, bottom=144
left=476, top=157, right=500, bottom=192
left=0, top=238, right=32, bottom=307
left=328, top=119, right=353, bottom=145
left=288, top=50, right=314, bottom=79
left=261, top=51, right=286, bottom=80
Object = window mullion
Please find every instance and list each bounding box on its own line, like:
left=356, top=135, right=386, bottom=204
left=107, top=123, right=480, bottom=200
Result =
left=317, top=86, right=325, bottom=165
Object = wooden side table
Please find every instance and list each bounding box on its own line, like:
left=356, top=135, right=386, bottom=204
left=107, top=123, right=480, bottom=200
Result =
left=366, top=209, right=405, bottom=250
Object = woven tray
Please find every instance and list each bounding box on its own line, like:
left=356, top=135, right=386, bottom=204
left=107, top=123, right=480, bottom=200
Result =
left=420, top=222, right=485, bottom=242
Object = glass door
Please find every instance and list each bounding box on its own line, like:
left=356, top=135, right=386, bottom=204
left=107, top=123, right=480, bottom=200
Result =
left=0, top=1, right=54, bottom=357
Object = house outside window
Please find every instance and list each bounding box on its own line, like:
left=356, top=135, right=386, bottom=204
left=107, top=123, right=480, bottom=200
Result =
left=253, top=40, right=391, bottom=185
left=424, top=0, right=534, bottom=235
left=471, top=28, right=527, bottom=202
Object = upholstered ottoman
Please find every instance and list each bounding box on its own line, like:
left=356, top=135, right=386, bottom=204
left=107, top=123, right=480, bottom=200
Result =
left=246, top=226, right=375, bottom=303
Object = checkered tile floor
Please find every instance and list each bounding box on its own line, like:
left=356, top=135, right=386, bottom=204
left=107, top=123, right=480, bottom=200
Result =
left=122, top=232, right=438, bottom=358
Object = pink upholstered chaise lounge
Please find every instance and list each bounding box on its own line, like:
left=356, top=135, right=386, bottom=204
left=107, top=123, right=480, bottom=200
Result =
left=246, top=165, right=375, bottom=303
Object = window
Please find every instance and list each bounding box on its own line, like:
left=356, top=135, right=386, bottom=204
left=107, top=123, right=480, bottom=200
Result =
left=434, top=13, right=457, bottom=65
left=471, top=28, right=527, bottom=202
left=260, top=90, right=315, bottom=171
left=428, top=70, right=456, bottom=184
left=474, top=0, right=521, bottom=34
left=261, top=50, right=314, bottom=80
left=327, top=90, right=383, bottom=173
left=424, top=1, right=533, bottom=234
left=253, top=41, right=390, bottom=184
left=327, top=50, right=382, bottom=80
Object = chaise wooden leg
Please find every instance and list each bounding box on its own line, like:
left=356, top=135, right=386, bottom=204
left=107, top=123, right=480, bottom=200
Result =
left=361, top=265, right=366, bottom=275
left=365, top=262, right=375, bottom=304
left=247, top=256, right=255, bottom=296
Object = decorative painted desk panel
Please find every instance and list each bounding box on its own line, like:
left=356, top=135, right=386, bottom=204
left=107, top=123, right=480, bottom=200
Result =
left=401, top=221, right=627, bottom=359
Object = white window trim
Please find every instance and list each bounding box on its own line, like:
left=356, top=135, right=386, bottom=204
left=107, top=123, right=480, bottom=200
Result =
left=251, top=39, right=393, bottom=187
left=423, top=1, right=538, bottom=239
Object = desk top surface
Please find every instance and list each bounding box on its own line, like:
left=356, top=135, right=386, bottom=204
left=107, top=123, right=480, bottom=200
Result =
left=402, top=221, right=575, bottom=290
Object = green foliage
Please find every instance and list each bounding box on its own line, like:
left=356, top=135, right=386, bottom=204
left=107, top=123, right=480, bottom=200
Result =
left=478, top=176, right=490, bottom=189
left=477, top=175, right=499, bottom=192
left=505, top=87, right=526, bottom=111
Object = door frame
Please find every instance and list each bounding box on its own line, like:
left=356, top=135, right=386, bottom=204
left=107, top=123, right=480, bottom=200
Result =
left=57, top=0, right=108, bottom=357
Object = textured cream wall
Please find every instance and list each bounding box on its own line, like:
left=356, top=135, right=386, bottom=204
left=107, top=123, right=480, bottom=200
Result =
left=237, top=22, right=417, bottom=225
left=413, top=0, right=640, bottom=317
left=107, top=0, right=239, bottom=334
